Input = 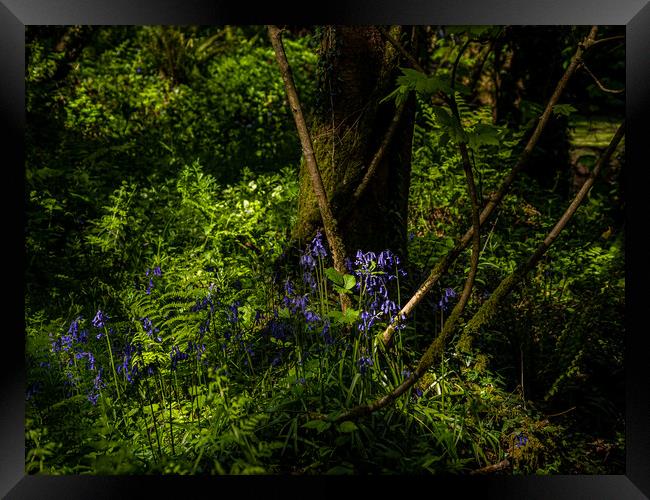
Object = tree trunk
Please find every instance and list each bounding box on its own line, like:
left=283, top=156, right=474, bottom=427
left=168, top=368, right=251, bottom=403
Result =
left=496, top=26, right=572, bottom=195
left=294, top=26, right=416, bottom=259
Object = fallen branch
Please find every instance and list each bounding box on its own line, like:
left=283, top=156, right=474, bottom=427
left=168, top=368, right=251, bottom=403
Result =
left=470, top=458, right=511, bottom=475
left=379, top=25, right=599, bottom=346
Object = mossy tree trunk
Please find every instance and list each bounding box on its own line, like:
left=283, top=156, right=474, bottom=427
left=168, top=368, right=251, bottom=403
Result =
left=294, top=26, right=416, bottom=259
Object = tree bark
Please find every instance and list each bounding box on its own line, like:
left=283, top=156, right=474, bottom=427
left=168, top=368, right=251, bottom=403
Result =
left=294, top=26, right=416, bottom=259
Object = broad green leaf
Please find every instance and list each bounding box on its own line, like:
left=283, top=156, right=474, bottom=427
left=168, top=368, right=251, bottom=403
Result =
left=303, top=420, right=331, bottom=433
left=338, top=421, right=359, bottom=433
left=325, top=267, right=344, bottom=287
left=552, top=104, right=577, bottom=117
left=467, top=123, right=501, bottom=149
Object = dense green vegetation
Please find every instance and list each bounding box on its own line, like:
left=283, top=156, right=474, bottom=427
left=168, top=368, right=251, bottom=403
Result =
left=25, top=25, right=625, bottom=475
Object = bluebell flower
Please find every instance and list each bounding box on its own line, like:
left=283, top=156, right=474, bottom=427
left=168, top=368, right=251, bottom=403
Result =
left=284, top=279, right=295, bottom=297
left=304, top=310, right=320, bottom=323
left=299, top=253, right=316, bottom=270
left=437, top=287, right=458, bottom=312
left=515, top=433, right=529, bottom=448
left=170, top=345, right=189, bottom=370
left=321, top=321, right=334, bottom=345
left=153, top=266, right=162, bottom=277
left=254, top=309, right=263, bottom=325
left=302, top=271, right=317, bottom=290
left=145, top=278, right=154, bottom=295
left=68, top=318, right=80, bottom=339
left=228, top=301, right=240, bottom=323
left=92, top=310, right=108, bottom=329
left=309, top=230, right=328, bottom=258
left=357, top=356, right=374, bottom=375
left=413, top=387, right=423, bottom=399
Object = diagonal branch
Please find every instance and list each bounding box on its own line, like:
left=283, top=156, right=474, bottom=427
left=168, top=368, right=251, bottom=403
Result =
left=379, top=25, right=600, bottom=346
left=350, top=100, right=408, bottom=205
left=268, top=25, right=350, bottom=309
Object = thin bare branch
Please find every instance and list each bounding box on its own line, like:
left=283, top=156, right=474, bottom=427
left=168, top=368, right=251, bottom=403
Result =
left=581, top=62, right=625, bottom=94
left=351, top=100, right=408, bottom=203
left=267, top=25, right=350, bottom=309
left=380, top=25, right=600, bottom=346
left=587, top=34, right=624, bottom=49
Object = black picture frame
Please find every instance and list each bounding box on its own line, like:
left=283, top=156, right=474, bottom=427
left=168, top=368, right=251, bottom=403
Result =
left=3, top=1, right=649, bottom=498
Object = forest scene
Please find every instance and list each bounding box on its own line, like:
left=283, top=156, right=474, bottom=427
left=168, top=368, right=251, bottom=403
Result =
left=25, top=25, right=626, bottom=475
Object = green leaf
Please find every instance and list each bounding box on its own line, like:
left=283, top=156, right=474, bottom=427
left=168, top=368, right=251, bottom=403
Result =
left=552, top=104, right=577, bottom=117
left=343, top=274, right=356, bottom=290
left=324, top=267, right=344, bottom=287
left=327, top=307, right=359, bottom=325
left=303, top=420, right=331, bottom=433
left=338, top=421, right=359, bottom=433
left=467, top=123, right=501, bottom=149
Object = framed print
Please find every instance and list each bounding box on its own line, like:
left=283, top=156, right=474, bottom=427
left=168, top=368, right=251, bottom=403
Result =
left=3, top=0, right=649, bottom=498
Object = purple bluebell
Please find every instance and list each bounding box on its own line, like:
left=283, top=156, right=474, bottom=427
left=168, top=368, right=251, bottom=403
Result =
left=357, top=356, right=374, bottom=375
left=309, top=230, right=328, bottom=258
left=228, top=301, right=240, bottom=323
left=92, top=310, right=108, bottom=329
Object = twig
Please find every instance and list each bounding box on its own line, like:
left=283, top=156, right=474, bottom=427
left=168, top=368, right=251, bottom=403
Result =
left=580, top=62, right=625, bottom=94
left=587, top=35, right=624, bottom=49
left=351, top=99, right=408, bottom=204
left=379, top=26, right=599, bottom=346
left=545, top=406, right=577, bottom=418
left=268, top=25, right=350, bottom=310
